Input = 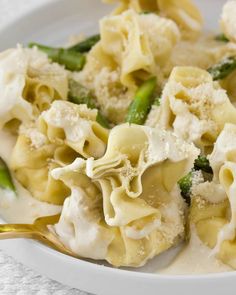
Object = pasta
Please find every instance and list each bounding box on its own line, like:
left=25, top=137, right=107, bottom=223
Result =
left=103, top=0, right=203, bottom=39
left=52, top=123, right=199, bottom=266
left=0, top=46, right=68, bottom=131
left=158, top=66, right=236, bottom=152
left=75, top=9, right=180, bottom=124
left=190, top=124, right=236, bottom=269
left=221, top=1, right=236, bottom=43
left=10, top=101, right=108, bottom=204
left=1, top=0, right=236, bottom=272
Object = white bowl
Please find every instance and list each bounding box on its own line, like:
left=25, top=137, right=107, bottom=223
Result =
left=0, top=1, right=235, bottom=294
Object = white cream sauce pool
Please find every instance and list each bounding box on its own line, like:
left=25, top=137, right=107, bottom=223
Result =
left=0, top=130, right=233, bottom=274
left=158, top=229, right=232, bottom=275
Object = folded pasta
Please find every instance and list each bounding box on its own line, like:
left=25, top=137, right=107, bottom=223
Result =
left=0, top=46, right=68, bottom=131
left=75, top=9, right=180, bottom=123
left=190, top=124, right=236, bottom=269
left=52, top=123, right=199, bottom=266
left=103, top=0, right=203, bottom=40
left=158, top=66, right=236, bottom=152
left=221, top=1, right=236, bottom=43
left=10, top=101, right=109, bottom=205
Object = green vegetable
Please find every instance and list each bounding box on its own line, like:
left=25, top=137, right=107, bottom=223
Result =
left=208, top=56, right=236, bottom=80
left=0, top=158, right=16, bottom=193
left=96, top=112, right=110, bottom=129
left=178, top=156, right=213, bottom=204
left=68, top=34, right=100, bottom=53
left=68, top=79, right=110, bottom=128
left=69, top=79, right=96, bottom=108
left=140, top=11, right=152, bottom=14
left=194, top=156, right=213, bottom=174
left=28, top=43, right=86, bottom=72
left=215, top=34, right=229, bottom=43
left=178, top=171, right=192, bottom=205
left=126, top=77, right=157, bottom=125
left=153, top=97, right=161, bottom=107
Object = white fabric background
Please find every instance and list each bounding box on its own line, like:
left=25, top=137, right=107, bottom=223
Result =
left=0, top=1, right=91, bottom=294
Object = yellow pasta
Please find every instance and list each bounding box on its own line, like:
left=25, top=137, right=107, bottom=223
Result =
left=221, top=1, right=236, bottom=43
left=75, top=9, right=180, bottom=124
left=39, top=101, right=109, bottom=159
left=190, top=124, right=236, bottom=269
left=2, top=0, right=236, bottom=272
left=10, top=101, right=109, bottom=204
left=103, top=0, right=203, bottom=39
left=158, top=67, right=236, bottom=152
left=52, top=123, right=199, bottom=266
left=0, top=46, right=68, bottom=131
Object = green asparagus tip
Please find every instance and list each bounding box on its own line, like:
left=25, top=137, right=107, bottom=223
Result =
left=140, top=11, right=152, bottom=14
left=178, top=171, right=192, bottom=205
left=194, top=156, right=213, bottom=174
left=96, top=112, right=110, bottom=129
left=208, top=56, right=236, bottom=81
left=68, top=79, right=110, bottom=128
left=29, top=43, right=86, bottom=72
left=0, top=158, right=16, bottom=194
left=215, top=34, right=229, bottom=43
left=68, top=34, right=100, bottom=53
left=126, top=77, right=157, bottom=125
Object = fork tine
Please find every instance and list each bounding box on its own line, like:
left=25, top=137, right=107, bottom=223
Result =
left=34, top=214, right=61, bottom=227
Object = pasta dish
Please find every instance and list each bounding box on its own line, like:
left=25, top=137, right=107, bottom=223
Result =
left=1, top=0, right=236, bottom=274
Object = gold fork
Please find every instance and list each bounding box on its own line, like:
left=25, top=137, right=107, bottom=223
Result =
left=0, top=215, right=77, bottom=258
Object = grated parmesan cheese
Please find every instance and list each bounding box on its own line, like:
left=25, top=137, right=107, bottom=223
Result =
left=192, top=181, right=227, bottom=204
left=19, top=124, right=47, bottom=149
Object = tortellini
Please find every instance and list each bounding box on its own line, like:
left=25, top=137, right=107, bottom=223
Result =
left=221, top=1, right=236, bottom=43
left=39, top=101, right=108, bottom=159
left=10, top=101, right=109, bottom=205
left=103, top=0, right=203, bottom=39
left=157, top=0, right=203, bottom=40
left=219, top=62, right=236, bottom=105
left=158, top=66, right=236, bottom=152
left=100, top=9, right=180, bottom=86
left=190, top=124, right=236, bottom=269
left=2, top=0, right=236, bottom=272
left=0, top=46, right=68, bottom=131
left=52, top=123, right=199, bottom=266
left=76, top=9, right=180, bottom=123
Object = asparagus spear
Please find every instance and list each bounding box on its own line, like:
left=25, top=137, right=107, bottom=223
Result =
left=68, top=79, right=110, bottom=128
left=208, top=56, right=236, bottom=80
left=68, top=34, right=100, bottom=53
left=0, top=158, right=16, bottom=193
left=178, top=155, right=213, bottom=204
left=215, top=34, right=229, bottom=43
left=126, top=77, right=157, bottom=125
left=178, top=171, right=192, bottom=205
left=28, top=43, right=86, bottom=72
left=69, top=79, right=96, bottom=108
left=194, top=156, right=213, bottom=174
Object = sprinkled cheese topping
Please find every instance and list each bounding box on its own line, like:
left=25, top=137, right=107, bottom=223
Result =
left=20, top=124, right=47, bottom=149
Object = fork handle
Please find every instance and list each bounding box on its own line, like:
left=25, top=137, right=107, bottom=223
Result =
left=0, top=224, right=36, bottom=239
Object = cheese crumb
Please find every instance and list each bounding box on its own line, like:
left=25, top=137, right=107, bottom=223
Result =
left=20, top=124, right=47, bottom=149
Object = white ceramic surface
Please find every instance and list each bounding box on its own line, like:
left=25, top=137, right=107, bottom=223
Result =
left=0, top=0, right=235, bottom=294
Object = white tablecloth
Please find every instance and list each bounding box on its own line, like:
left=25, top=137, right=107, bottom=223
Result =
left=0, top=1, right=91, bottom=294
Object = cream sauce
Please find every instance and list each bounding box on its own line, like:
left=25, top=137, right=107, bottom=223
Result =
left=159, top=229, right=232, bottom=275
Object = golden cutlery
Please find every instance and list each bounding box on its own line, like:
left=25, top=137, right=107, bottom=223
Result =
left=0, top=214, right=77, bottom=258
